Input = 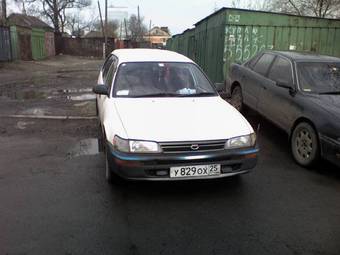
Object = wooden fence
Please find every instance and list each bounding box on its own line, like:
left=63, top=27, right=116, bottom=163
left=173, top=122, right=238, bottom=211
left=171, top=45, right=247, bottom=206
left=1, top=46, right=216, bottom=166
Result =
left=0, top=26, right=12, bottom=61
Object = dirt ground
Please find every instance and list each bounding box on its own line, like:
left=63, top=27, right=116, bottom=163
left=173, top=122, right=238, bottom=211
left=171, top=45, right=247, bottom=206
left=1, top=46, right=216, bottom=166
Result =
left=1, top=56, right=340, bottom=255
left=0, top=55, right=102, bottom=119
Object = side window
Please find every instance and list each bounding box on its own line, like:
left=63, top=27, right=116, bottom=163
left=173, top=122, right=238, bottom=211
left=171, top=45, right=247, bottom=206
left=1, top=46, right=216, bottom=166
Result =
left=253, top=53, right=275, bottom=76
left=105, top=56, right=119, bottom=93
left=102, top=55, right=114, bottom=81
left=246, top=54, right=261, bottom=69
left=268, top=57, right=293, bottom=85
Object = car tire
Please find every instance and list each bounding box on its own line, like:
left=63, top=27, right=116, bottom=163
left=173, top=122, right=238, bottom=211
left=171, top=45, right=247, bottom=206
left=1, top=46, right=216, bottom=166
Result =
left=95, top=98, right=99, bottom=116
left=291, top=122, right=320, bottom=167
left=230, top=86, right=243, bottom=112
left=105, top=149, right=114, bottom=183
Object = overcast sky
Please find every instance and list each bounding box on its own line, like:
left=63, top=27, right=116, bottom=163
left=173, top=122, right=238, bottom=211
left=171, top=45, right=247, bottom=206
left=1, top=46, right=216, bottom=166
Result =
left=107, top=0, right=233, bottom=34
left=8, top=0, right=251, bottom=35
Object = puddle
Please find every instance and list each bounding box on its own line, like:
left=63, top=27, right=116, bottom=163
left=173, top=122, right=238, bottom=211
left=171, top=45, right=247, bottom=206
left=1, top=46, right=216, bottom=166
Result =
left=21, top=107, right=50, bottom=116
left=74, top=101, right=92, bottom=107
left=55, top=88, right=92, bottom=94
left=0, top=86, right=95, bottom=102
left=67, top=138, right=102, bottom=158
left=0, top=90, right=46, bottom=100
left=55, top=88, right=95, bottom=101
left=16, top=120, right=35, bottom=130
left=67, top=94, right=96, bottom=101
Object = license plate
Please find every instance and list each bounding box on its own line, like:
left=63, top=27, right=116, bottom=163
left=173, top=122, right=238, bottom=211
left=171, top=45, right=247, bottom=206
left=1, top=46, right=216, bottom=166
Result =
left=170, top=164, right=221, bottom=178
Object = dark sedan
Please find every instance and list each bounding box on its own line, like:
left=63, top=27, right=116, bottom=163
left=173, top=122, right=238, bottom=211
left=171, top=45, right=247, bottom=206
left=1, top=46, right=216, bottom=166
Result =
left=226, top=51, right=340, bottom=168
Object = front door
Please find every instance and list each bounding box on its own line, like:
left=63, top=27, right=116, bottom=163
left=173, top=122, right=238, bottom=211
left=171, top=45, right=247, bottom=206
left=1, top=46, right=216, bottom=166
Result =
left=258, top=56, right=296, bottom=130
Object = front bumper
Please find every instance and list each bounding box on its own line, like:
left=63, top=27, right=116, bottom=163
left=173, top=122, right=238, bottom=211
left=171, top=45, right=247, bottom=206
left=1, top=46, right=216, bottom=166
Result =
left=320, top=134, right=340, bottom=167
left=106, top=142, right=259, bottom=181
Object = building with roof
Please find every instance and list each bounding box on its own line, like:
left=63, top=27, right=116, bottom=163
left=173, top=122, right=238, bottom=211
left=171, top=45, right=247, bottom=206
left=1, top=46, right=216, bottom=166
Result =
left=144, top=26, right=171, bottom=48
left=8, top=13, right=53, bottom=31
left=8, top=13, right=55, bottom=60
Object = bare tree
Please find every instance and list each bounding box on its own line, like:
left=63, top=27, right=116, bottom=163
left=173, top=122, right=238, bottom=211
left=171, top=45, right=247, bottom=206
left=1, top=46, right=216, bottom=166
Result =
left=21, top=0, right=91, bottom=32
left=92, top=19, right=119, bottom=37
left=36, top=0, right=91, bottom=33
left=128, top=14, right=147, bottom=41
left=231, top=0, right=271, bottom=11
left=270, top=0, right=340, bottom=18
left=1, top=0, right=6, bottom=22
left=66, top=14, right=87, bottom=37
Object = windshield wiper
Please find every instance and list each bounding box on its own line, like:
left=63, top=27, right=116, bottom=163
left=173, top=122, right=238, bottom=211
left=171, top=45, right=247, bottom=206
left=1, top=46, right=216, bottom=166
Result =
left=318, top=91, right=340, bottom=95
left=177, top=92, right=217, bottom=97
left=132, top=93, right=179, bottom=98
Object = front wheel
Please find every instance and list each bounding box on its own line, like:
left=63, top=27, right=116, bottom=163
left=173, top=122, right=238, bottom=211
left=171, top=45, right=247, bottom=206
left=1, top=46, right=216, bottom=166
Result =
left=291, top=122, right=320, bottom=167
left=105, top=149, right=114, bottom=183
left=230, top=86, right=243, bottom=112
left=95, top=98, right=99, bottom=116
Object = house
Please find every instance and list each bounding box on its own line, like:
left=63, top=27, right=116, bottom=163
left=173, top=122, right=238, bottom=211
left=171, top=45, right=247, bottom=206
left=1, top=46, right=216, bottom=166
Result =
left=8, top=13, right=55, bottom=60
left=144, top=26, right=171, bottom=48
left=8, top=13, right=53, bottom=31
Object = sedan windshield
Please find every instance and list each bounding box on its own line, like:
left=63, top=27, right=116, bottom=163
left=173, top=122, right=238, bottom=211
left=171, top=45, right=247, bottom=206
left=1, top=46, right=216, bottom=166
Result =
left=113, top=62, right=217, bottom=97
left=297, top=62, right=340, bottom=94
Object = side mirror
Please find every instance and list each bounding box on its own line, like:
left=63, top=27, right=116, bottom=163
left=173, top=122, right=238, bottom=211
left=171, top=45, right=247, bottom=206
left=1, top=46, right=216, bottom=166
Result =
left=276, top=81, right=292, bottom=90
left=93, top=84, right=109, bottom=96
left=214, top=82, right=225, bottom=92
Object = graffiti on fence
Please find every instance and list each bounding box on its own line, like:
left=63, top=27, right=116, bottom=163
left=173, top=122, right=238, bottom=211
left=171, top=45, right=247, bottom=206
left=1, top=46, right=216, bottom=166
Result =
left=224, top=25, right=272, bottom=63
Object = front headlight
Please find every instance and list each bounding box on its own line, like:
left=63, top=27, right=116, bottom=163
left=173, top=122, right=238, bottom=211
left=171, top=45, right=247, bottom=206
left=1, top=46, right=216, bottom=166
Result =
left=225, top=133, right=256, bottom=149
left=113, top=136, right=161, bottom=153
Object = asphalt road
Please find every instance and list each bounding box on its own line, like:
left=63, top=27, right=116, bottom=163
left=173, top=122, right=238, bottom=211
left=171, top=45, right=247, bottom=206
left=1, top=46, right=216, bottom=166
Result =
left=1, top=56, right=340, bottom=255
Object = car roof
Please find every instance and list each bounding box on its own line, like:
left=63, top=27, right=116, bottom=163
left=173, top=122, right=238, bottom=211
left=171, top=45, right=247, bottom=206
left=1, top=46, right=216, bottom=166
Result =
left=111, top=49, right=194, bottom=63
left=266, top=50, right=340, bottom=62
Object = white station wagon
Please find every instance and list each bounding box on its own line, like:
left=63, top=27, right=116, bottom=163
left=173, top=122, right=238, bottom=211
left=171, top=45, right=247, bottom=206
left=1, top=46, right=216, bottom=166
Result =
left=93, top=49, right=258, bottom=182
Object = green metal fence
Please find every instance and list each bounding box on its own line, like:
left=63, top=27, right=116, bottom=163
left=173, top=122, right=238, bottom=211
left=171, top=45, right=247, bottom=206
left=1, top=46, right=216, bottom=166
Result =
left=167, top=8, right=340, bottom=83
left=31, top=28, right=46, bottom=60
left=10, top=26, right=19, bottom=60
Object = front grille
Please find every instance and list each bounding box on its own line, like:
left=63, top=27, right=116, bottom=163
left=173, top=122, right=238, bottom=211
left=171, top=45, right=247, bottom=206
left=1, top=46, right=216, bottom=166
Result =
left=160, top=140, right=226, bottom=153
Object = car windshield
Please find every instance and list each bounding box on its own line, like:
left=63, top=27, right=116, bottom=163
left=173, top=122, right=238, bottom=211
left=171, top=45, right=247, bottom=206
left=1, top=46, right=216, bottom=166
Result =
left=113, top=62, right=217, bottom=97
left=297, top=62, right=340, bottom=94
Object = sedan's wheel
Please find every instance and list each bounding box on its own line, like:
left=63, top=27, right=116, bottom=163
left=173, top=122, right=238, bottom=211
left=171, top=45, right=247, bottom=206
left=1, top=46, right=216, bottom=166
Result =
left=291, top=122, right=319, bottom=167
left=230, top=86, right=243, bottom=112
left=95, top=98, right=99, bottom=116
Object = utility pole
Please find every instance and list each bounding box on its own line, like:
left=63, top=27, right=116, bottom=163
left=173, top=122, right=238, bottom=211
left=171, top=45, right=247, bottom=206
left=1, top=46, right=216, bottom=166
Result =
left=119, top=21, right=122, bottom=40
left=137, top=5, right=141, bottom=42
left=104, top=0, right=108, bottom=56
left=97, top=1, right=105, bottom=38
left=149, top=20, right=152, bottom=47
left=124, top=18, right=128, bottom=40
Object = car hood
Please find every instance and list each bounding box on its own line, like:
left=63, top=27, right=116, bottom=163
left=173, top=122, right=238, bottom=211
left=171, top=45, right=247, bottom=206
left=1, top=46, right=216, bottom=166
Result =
left=113, top=97, right=253, bottom=142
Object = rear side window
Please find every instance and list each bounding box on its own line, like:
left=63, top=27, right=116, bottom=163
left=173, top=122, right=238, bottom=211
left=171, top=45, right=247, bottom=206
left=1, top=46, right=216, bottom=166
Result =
left=253, top=53, right=275, bottom=76
left=246, top=54, right=261, bottom=69
left=105, top=57, right=118, bottom=90
left=102, top=55, right=114, bottom=81
left=268, top=57, right=293, bottom=85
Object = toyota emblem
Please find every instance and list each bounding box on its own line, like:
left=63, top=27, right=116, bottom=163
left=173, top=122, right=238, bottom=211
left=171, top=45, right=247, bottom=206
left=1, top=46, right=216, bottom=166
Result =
left=190, top=144, right=200, bottom=150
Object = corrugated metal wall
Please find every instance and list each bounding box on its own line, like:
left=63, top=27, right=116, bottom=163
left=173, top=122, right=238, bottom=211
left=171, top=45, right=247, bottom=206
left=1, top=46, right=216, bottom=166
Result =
left=0, top=26, right=12, bottom=61
left=167, top=8, right=340, bottom=83
left=223, top=9, right=340, bottom=80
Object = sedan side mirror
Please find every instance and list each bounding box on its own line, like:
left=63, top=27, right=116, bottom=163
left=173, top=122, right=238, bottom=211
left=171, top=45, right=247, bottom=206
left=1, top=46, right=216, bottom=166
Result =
left=276, top=79, right=293, bottom=89
left=214, top=82, right=225, bottom=92
left=276, top=80, right=296, bottom=95
left=93, top=84, right=109, bottom=96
